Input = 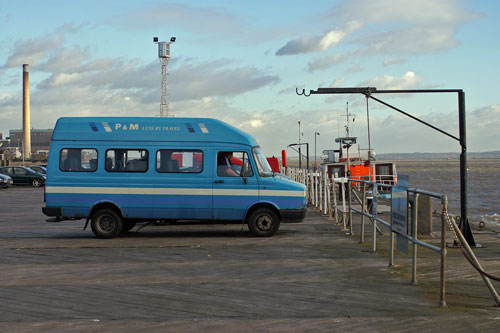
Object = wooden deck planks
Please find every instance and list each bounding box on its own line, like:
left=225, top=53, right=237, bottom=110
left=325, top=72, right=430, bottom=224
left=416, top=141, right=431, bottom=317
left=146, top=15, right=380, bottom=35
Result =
left=1, top=187, right=500, bottom=331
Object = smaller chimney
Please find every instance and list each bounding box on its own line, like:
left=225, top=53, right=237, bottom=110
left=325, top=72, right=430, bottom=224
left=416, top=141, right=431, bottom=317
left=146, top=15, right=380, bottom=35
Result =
left=23, top=64, right=31, bottom=160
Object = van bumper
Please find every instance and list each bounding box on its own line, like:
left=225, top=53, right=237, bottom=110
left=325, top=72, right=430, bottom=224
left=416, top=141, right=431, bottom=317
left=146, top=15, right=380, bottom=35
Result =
left=280, top=207, right=307, bottom=223
left=42, top=206, right=62, bottom=217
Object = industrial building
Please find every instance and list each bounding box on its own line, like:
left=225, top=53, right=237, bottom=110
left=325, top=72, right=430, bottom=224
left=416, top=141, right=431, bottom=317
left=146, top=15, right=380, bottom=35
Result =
left=0, top=128, right=53, bottom=162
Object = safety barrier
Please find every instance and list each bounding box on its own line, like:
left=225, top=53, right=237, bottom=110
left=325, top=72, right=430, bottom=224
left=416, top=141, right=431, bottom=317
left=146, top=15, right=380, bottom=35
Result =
left=284, top=166, right=500, bottom=307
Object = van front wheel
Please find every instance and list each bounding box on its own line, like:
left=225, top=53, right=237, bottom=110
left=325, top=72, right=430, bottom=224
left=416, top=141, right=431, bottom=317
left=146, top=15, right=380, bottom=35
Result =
left=248, top=208, right=280, bottom=237
left=91, top=209, right=123, bottom=238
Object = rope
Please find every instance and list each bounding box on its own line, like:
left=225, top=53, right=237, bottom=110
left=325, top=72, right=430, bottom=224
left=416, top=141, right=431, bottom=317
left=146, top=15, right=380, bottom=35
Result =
left=445, top=210, right=500, bottom=282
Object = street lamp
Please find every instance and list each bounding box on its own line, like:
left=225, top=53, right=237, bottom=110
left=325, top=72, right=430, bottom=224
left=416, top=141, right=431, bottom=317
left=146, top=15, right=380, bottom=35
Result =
left=314, top=132, right=320, bottom=171
left=298, top=121, right=302, bottom=169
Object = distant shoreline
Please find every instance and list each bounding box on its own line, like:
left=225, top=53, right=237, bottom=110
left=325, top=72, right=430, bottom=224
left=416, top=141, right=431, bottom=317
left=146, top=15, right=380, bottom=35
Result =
left=377, top=151, right=500, bottom=160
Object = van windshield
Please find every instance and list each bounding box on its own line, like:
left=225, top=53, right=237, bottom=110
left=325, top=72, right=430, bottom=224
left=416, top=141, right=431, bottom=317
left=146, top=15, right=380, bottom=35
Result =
left=252, top=147, right=273, bottom=177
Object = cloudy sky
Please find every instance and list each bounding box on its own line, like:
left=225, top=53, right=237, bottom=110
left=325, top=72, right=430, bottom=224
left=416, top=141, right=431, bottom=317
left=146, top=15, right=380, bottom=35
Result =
left=1, top=0, right=499, bottom=155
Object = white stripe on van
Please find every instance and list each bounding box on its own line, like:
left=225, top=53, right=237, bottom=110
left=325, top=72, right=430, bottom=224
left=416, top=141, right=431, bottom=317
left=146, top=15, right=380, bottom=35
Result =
left=45, top=186, right=305, bottom=197
left=259, top=190, right=307, bottom=197
left=213, top=189, right=258, bottom=196
left=46, top=187, right=212, bottom=196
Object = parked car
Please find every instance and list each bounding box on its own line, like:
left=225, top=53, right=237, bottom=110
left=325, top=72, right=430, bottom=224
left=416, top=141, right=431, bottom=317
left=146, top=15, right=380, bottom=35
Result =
left=0, top=166, right=46, bottom=187
left=28, top=165, right=47, bottom=174
left=0, top=173, right=13, bottom=189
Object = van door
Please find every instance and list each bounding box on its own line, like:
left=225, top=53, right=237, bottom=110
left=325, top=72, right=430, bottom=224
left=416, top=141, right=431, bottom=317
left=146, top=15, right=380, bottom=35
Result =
left=154, top=148, right=212, bottom=220
left=213, top=150, right=259, bottom=220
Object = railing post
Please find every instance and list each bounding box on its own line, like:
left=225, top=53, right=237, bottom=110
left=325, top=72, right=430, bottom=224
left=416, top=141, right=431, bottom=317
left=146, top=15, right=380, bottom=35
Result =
left=348, top=180, right=353, bottom=235
left=440, top=198, right=447, bottom=308
left=327, top=177, right=333, bottom=220
left=371, top=183, right=378, bottom=253
left=341, top=181, right=347, bottom=231
left=312, top=172, right=316, bottom=206
left=411, top=192, right=419, bottom=285
left=333, top=179, right=339, bottom=224
left=323, top=169, right=328, bottom=214
left=389, top=228, right=394, bottom=267
left=360, top=182, right=366, bottom=244
left=318, top=172, right=322, bottom=210
left=310, top=171, right=314, bottom=205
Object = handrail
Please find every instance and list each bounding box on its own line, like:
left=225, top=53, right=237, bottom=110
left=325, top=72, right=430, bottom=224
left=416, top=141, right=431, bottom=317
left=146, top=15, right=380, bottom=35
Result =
left=285, top=166, right=500, bottom=307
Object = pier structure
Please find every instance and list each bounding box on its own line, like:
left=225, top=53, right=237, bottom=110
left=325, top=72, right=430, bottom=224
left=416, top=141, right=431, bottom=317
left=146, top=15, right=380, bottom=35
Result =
left=1, top=187, right=500, bottom=331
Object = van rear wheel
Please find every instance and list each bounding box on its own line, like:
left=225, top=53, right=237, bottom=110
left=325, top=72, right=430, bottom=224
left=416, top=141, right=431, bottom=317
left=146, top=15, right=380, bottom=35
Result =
left=91, top=209, right=123, bottom=238
left=248, top=208, right=280, bottom=237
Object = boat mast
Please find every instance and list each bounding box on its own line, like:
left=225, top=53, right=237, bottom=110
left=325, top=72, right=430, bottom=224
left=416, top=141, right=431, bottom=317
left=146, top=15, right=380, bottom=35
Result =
left=344, top=102, right=354, bottom=178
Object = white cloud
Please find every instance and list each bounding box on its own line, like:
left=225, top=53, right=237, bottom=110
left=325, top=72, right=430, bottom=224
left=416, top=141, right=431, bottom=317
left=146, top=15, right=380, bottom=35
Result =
left=331, top=78, right=345, bottom=87
left=360, top=71, right=422, bottom=90
left=170, top=60, right=279, bottom=101
left=1, top=24, right=80, bottom=69
left=330, top=0, right=482, bottom=55
left=114, top=3, right=244, bottom=35
left=383, top=57, right=407, bottom=67
left=277, top=0, right=481, bottom=58
left=366, top=104, right=500, bottom=153
left=347, top=64, right=363, bottom=73
left=0, top=27, right=281, bottom=138
left=308, top=53, right=344, bottom=72
left=275, top=21, right=361, bottom=55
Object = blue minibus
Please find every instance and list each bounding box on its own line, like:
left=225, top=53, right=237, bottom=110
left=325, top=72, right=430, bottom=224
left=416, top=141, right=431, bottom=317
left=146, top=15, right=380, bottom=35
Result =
left=42, top=117, right=307, bottom=238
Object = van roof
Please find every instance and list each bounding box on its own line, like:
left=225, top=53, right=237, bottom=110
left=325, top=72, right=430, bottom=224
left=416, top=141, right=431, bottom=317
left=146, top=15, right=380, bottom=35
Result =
left=51, top=117, right=259, bottom=146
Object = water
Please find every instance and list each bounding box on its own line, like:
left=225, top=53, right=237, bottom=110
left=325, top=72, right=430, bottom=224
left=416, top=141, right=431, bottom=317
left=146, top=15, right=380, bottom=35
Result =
left=395, top=158, right=500, bottom=229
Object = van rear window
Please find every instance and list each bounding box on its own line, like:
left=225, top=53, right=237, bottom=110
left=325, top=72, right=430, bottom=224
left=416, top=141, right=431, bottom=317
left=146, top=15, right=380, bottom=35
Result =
left=60, top=148, right=98, bottom=172
left=106, top=149, right=148, bottom=172
left=157, top=150, right=203, bottom=173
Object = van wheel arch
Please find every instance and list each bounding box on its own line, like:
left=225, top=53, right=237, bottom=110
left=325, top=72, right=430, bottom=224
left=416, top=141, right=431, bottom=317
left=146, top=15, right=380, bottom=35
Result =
left=246, top=203, right=281, bottom=222
left=89, top=202, right=123, bottom=220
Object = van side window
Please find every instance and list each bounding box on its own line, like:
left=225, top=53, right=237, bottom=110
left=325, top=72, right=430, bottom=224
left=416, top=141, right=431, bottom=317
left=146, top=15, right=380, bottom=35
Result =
left=106, top=149, right=148, bottom=172
left=217, top=151, right=253, bottom=177
left=157, top=150, right=203, bottom=173
left=60, top=148, right=98, bottom=172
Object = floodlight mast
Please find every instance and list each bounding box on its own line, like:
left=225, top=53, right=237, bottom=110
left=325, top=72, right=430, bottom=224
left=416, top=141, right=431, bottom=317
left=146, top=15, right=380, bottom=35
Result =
left=153, top=36, right=176, bottom=117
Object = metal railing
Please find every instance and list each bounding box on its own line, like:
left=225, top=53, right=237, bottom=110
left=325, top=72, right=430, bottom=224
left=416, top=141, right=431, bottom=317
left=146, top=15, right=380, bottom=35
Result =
left=284, top=166, right=500, bottom=307
left=347, top=179, right=448, bottom=307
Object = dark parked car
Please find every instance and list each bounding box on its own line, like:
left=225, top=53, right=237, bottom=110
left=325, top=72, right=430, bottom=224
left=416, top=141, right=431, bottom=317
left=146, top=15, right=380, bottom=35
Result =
left=28, top=165, right=47, bottom=174
left=0, top=173, right=13, bottom=189
left=0, top=166, right=46, bottom=187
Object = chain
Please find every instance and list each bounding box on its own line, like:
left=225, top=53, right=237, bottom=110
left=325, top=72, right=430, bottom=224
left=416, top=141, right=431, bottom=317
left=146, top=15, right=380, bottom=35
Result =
left=443, top=208, right=500, bottom=282
left=444, top=209, right=460, bottom=244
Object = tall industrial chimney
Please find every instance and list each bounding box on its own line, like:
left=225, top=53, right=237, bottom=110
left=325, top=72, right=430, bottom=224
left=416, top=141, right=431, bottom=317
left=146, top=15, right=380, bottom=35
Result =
left=23, top=64, right=31, bottom=160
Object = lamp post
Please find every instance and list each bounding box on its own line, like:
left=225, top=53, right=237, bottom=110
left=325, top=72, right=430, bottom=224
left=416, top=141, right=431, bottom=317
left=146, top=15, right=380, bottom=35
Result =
left=314, top=132, right=320, bottom=171
left=298, top=121, right=301, bottom=169
left=7, top=138, right=10, bottom=163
